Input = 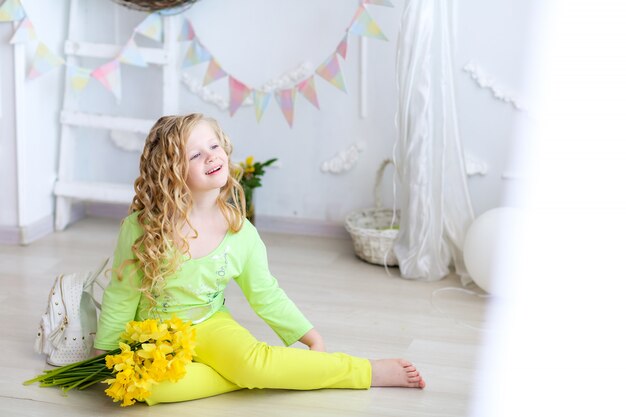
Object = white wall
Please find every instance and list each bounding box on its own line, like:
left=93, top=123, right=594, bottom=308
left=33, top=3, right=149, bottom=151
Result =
left=0, top=0, right=67, bottom=244
left=19, top=2, right=68, bottom=224
left=0, top=24, right=19, bottom=227
left=455, top=0, right=535, bottom=215
left=0, top=0, right=534, bottom=243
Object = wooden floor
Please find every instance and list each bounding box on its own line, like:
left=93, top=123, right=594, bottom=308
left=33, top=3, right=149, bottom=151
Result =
left=0, top=217, right=490, bottom=417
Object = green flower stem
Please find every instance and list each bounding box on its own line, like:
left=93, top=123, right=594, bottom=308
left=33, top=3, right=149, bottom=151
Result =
left=23, top=348, right=120, bottom=386
left=63, top=368, right=109, bottom=392
left=42, top=378, right=79, bottom=386
left=78, top=372, right=112, bottom=390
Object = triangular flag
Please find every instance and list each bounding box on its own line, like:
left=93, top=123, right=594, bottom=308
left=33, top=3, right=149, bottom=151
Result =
left=364, top=0, right=394, bottom=7
left=229, top=77, right=251, bottom=116
left=10, top=18, right=37, bottom=43
left=117, top=38, right=147, bottom=67
left=67, top=65, right=92, bottom=93
left=275, top=88, right=297, bottom=128
left=178, top=18, right=196, bottom=41
left=349, top=5, right=388, bottom=41
left=182, top=38, right=212, bottom=68
left=315, top=54, right=346, bottom=92
left=134, top=13, right=162, bottom=42
left=203, top=59, right=227, bottom=85
left=297, top=77, right=320, bottom=109
left=336, top=34, right=348, bottom=60
left=91, top=60, right=122, bottom=102
left=27, top=43, right=65, bottom=80
left=253, top=90, right=271, bottom=122
left=0, top=0, right=26, bottom=22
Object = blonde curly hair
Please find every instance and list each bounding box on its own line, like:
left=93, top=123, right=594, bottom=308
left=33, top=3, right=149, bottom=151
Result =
left=121, top=114, right=246, bottom=305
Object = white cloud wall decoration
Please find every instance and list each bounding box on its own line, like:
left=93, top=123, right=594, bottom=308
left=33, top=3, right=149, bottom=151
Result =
left=463, top=60, right=525, bottom=111
left=320, top=142, right=366, bottom=174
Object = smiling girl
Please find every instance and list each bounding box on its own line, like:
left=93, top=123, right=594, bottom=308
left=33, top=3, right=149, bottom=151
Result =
left=93, top=114, right=424, bottom=405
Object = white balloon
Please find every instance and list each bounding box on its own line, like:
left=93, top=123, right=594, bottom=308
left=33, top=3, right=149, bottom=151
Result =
left=463, top=207, right=521, bottom=294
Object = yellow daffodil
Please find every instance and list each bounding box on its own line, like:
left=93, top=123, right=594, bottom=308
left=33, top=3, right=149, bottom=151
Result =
left=104, top=316, right=196, bottom=406
left=105, top=342, right=134, bottom=370
left=122, top=319, right=169, bottom=343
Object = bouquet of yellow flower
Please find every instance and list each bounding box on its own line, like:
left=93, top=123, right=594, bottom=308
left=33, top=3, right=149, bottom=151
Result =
left=24, top=316, right=196, bottom=407
left=236, top=156, right=278, bottom=222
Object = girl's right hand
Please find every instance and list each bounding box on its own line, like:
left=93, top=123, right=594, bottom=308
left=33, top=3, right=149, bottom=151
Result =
left=92, top=348, right=107, bottom=357
left=298, top=328, right=326, bottom=352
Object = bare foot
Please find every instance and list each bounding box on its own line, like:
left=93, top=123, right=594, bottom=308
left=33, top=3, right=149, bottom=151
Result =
left=370, top=359, right=425, bottom=389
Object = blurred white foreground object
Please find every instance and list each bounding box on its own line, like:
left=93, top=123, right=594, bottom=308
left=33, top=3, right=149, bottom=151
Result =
left=471, top=1, right=626, bottom=417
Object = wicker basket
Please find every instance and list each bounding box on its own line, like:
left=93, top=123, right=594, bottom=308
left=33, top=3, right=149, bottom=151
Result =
left=112, top=0, right=198, bottom=13
left=345, top=159, right=400, bottom=266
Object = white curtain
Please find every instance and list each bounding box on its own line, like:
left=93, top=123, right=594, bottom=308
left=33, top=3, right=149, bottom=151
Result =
left=393, top=0, right=474, bottom=284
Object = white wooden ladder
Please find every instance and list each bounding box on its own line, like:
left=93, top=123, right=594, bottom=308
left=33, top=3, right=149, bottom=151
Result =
left=54, top=0, right=180, bottom=230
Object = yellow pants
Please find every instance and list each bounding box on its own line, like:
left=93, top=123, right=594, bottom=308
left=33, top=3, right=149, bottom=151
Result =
left=146, top=311, right=371, bottom=405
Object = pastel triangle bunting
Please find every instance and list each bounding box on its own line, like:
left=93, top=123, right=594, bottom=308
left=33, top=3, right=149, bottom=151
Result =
left=336, top=34, right=348, bottom=60
left=27, top=43, right=65, bottom=80
left=179, top=18, right=196, bottom=41
left=67, top=65, right=92, bottom=93
left=203, top=59, right=227, bottom=85
left=182, top=38, right=212, bottom=68
left=297, top=77, right=320, bottom=109
left=118, top=38, right=147, bottom=67
left=253, top=90, right=271, bottom=122
left=91, top=60, right=122, bottom=102
left=135, top=13, right=162, bottom=42
left=349, top=5, right=388, bottom=41
left=10, top=17, right=37, bottom=43
left=315, top=54, right=346, bottom=92
left=364, top=0, right=394, bottom=7
left=229, top=77, right=251, bottom=116
left=0, top=0, right=26, bottom=22
left=275, top=88, right=297, bottom=128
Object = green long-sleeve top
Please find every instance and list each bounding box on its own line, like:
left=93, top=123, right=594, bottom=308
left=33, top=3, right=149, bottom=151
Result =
left=94, top=212, right=313, bottom=351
